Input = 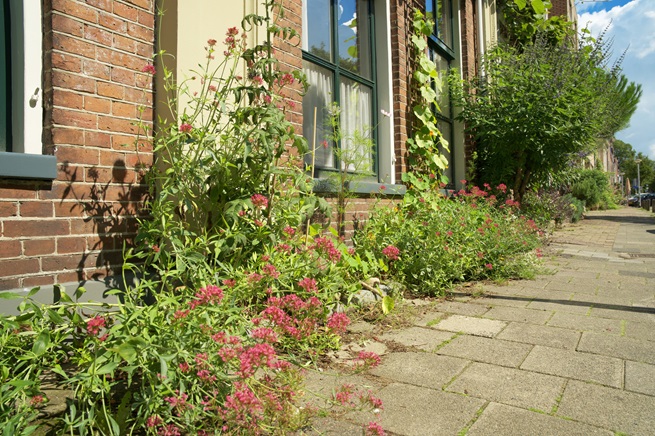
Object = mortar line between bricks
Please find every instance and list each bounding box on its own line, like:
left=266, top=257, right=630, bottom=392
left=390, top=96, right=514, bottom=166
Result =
left=517, top=343, right=536, bottom=368
left=544, top=310, right=556, bottom=325
left=550, top=378, right=568, bottom=415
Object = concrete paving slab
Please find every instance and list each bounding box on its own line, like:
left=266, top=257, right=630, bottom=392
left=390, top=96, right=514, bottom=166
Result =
left=370, top=352, right=469, bottom=389
left=348, top=383, right=485, bottom=436
left=346, top=321, right=375, bottom=334
left=378, top=327, right=454, bottom=352
left=589, top=306, right=655, bottom=325
left=412, top=311, right=444, bottom=327
left=496, top=322, right=581, bottom=350
left=527, top=298, right=592, bottom=315
left=294, top=417, right=364, bottom=435
left=546, top=311, right=622, bottom=335
left=437, top=335, right=532, bottom=368
left=302, top=371, right=385, bottom=408
left=470, top=295, right=532, bottom=308
left=446, top=362, right=566, bottom=412
left=482, top=306, right=552, bottom=324
left=520, top=345, right=623, bottom=388
left=433, top=300, right=490, bottom=316
left=557, top=380, right=655, bottom=435
left=467, top=402, right=613, bottom=436
left=578, top=331, right=655, bottom=364
left=432, top=314, right=507, bottom=338
left=624, top=319, right=655, bottom=342
left=625, top=361, right=655, bottom=396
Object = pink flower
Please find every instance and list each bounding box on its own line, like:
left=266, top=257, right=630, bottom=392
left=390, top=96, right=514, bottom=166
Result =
left=497, top=183, right=507, bottom=193
left=222, top=279, right=236, bottom=288
left=189, top=285, right=224, bottom=309
left=179, top=123, right=192, bottom=133
left=357, top=351, right=381, bottom=368
left=178, top=362, right=190, bottom=373
left=262, top=263, right=280, bottom=279
left=86, top=316, right=106, bottom=336
left=30, top=395, right=44, bottom=406
left=283, top=226, right=296, bottom=237
left=298, top=277, right=318, bottom=293
left=334, top=383, right=355, bottom=405
left=381, top=245, right=400, bottom=261
left=251, top=327, right=278, bottom=343
left=327, top=312, right=350, bottom=334
left=207, top=38, right=217, bottom=47
left=251, top=194, right=268, bottom=209
left=485, top=263, right=493, bottom=270
left=365, top=421, right=385, bottom=436
left=141, top=64, right=156, bottom=75
left=146, top=415, right=162, bottom=428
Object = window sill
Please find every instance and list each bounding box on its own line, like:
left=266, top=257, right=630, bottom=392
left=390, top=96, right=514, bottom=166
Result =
left=0, top=152, right=57, bottom=180
left=313, top=179, right=406, bottom=196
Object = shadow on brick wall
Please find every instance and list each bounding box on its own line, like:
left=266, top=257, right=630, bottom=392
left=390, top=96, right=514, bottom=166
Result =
left=59, top=159, right=148, bottom=286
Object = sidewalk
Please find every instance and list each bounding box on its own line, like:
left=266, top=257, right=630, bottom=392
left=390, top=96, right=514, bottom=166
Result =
left=300, top=207, right=655, bottom=435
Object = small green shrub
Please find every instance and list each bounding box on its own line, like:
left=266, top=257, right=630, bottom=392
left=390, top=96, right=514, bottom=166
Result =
left=571, top=169, right=612, bottom=210
left=354, top=184, right=543, bottom=296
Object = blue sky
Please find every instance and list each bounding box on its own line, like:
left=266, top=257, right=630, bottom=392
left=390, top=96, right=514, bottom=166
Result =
left=577, top=0, right=655, bottom=158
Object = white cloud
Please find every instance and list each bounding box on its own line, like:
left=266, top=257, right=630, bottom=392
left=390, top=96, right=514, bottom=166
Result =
left=649, top=143, right=655, bottom=160
left=580, top=0, right=655, bottom=158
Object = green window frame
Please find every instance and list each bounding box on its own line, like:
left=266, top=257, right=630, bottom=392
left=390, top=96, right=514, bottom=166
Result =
left=1, top=0, right=11, bottom=153
left=426, top=0, right=456, bottom=187
left=302, top=0, right=378, bottom=179
left=0, top=0, right=55, bottom=180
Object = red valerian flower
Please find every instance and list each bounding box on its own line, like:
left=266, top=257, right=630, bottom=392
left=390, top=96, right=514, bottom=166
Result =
left=485, top=263, right=493, bottom=270
left=207, top=38, right=217, bottom=47
left=141, top=64, right=156, bottom=75
left=365, top=421, right=385, bottom=436
left=326, top=312, right=350, bottom=334
left=381, top=245, right=400, bottom=261
left=179, top=123, right=193, bottom=133
left=86, top=316, right=106, bottom=336
left=251, top=194, right=268, bottom=209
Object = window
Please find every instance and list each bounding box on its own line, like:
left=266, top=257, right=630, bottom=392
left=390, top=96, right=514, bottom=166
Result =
left=0, top=0, right=55, bottom=180
left=426, top=0, right=456, bottom=186
left=302, top=0, right=378, bottom=180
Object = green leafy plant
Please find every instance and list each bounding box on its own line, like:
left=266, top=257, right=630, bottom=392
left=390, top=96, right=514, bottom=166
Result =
left=403, top=9, right=450, bottom=197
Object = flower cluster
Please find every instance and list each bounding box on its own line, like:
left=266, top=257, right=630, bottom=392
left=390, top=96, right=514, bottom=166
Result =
left=251, top=194, right=269, bottom=209
left=381, top=245, right=400, bottom=261
left=86, top=315, right=106, bottom=336
left=326, top=312, right=350, bottom=334
left=313, top=236, right=342, bottom=262
left=189, top=285, right=224, bottom=310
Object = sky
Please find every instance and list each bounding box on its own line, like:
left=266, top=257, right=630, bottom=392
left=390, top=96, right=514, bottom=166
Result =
left=577, top=0, right=655, bottom=159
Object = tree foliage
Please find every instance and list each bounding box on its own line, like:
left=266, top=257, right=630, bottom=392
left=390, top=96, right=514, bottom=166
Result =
left=614, top=140, right=655, bottom=192
left=450, top=31, right=622, bottom=201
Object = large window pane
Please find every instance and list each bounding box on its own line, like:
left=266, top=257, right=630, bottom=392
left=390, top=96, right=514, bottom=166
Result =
left=303, top=61, right=335, bottom=169
left=339, top=78, right=373, bottom=172
left=303, top=0, right=332, bottom=62
left=337, top=0, right=371, bottom=79
left=430, top=51, right=450, bottom=114
left=437, top=119, right=453, bottom=184
left=427, top=0, right=452, bottom=48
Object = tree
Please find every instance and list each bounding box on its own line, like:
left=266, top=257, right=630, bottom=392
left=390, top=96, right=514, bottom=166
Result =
left=450, top=32, right=621, bottom=201
left=614, top=140, right=655, bottom=193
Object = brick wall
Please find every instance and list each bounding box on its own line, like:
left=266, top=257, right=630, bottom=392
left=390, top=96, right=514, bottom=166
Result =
left=0, top=0, right=155, bottom=291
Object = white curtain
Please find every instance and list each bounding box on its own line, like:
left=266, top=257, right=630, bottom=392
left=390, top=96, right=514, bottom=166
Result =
left=302, top=61, right=334, bottom=169
left=340, top=78, right=373, bottom=172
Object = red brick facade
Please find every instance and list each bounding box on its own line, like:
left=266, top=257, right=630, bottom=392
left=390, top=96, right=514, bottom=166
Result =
left=0, top=0, right=155, bottom=290
left=0, top=0, right=484, bottom=291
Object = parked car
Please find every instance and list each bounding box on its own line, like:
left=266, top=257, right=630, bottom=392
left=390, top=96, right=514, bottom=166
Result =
left=629, top=193, right=654, bottom=206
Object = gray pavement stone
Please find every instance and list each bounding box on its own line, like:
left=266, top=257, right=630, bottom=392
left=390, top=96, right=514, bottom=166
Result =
left=351, top=383, right=485, bottom=436
left=302, top=371, right=385, bottom=408
left=446, top=362, right=566, bottom=412
left=557, top=380, right=655, bottom=436
left=625, top=361, right=655, bottom=396
left=546, top=311, right=622, bottom=335
left=346, top=321, right=375, bottom=334
left=433, top=300, right=490, bottom=316
left=624, top=319, right=655, bottom=342
left=437, top=335, right=532, bottom=368
left=467, top=402, right=613, bottom=436
left=470, top=295, right=532, bottom=308
left=496, top=322, right=581, bottom=350
left=411, top=311, right=444, bottom=327
left=433, top=314, right=507, bottom=338
left=520, top=345, right=623, bottom=388
left=482, top=306, right=552, bottom=324
left=295, top=417, right=364, bottom=435
left=527, top=298, right=592, bottom=315
left=378, top=327, right=454, bottom=352
left=578, top=331, right=655, bottom=364
left=370, top=352, right=469, bottom=389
